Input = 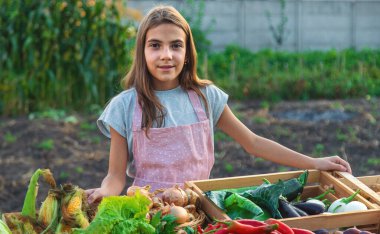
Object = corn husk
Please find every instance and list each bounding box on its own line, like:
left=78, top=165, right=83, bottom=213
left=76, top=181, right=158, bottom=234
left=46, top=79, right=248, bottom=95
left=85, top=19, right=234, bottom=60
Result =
left=61, top=184, right=90, bottom=229
left=38, top=189, right=62, bottom=233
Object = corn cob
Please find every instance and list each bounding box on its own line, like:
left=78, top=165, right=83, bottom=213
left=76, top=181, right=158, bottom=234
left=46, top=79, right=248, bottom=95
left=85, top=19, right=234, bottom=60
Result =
left=38, top=189, right=62, bottom=234
left=61, top=184, right=90, bottom=229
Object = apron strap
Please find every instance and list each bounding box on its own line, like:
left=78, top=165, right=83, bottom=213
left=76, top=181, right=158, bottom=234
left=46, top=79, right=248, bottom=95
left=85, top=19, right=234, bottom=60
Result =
left=132, top=93, right=142, bottom=131
left=187, top=89, right=208, bottom=122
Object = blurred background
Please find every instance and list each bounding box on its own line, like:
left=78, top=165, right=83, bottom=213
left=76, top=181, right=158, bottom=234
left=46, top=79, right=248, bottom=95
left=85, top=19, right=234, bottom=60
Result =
left=0, top=0, right=379, bottom=214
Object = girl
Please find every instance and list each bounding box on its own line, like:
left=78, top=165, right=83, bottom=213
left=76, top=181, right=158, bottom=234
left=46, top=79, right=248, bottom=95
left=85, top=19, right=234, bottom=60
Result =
left=86, top=5, right=351, bottom=203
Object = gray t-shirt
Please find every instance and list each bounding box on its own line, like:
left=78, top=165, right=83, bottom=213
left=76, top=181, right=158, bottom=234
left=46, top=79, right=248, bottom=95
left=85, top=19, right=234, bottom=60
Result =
left=97, top=84, right=228, bottom=162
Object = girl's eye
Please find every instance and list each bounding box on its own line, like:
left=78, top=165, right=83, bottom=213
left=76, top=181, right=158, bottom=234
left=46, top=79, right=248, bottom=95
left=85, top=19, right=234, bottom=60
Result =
left=149, top=43, right=160, bottom=48
left=172, top=43, right=183, bottom=49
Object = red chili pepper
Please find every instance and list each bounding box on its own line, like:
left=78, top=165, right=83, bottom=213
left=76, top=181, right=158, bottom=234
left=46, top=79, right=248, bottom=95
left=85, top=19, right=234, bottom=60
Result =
left=234, top=219, right=267, bottom=227
left=291, top=228, right=314, bottom=234
left=216, top=220, right=278, bottom=234
left=205, top=223, right=228, bottom=231
left=265, top=218, right=294, bottom=234
left=214, top=228, right=230, bottom=234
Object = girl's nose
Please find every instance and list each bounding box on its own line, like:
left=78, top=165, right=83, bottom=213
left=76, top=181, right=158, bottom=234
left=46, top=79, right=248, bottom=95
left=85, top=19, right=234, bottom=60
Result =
left=160, top=46, right=172, bottom=60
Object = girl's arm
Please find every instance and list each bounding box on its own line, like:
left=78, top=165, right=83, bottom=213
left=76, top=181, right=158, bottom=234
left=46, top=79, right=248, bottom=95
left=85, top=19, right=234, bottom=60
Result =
left=86, top=127, right=128, bottom=203
left=216, top=105, right=352, bottom=173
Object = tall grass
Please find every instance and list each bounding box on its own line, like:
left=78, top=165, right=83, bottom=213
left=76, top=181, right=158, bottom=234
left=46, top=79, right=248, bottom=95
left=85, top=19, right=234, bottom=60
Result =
left=0, top=0, right=135, bottom=115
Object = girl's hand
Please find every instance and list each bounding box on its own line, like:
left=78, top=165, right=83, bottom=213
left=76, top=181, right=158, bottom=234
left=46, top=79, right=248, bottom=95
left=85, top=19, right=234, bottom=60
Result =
left=86, top=187, right=108, bottom=204
left=314, top=156, right=352, bottom=174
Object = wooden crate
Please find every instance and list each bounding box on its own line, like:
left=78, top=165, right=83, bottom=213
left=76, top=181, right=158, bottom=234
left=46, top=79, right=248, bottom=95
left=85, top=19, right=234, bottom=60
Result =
left=334, top=172, right=380, bottom=207
left=185, top=170, right=380, bottom=232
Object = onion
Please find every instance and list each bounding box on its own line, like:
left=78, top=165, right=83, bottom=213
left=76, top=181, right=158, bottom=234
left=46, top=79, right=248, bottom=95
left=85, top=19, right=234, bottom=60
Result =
left=185, top=188, right=200, bottom=207
left=162, top=186, right=187, bottom=207
left=126, top=185, right=153, bottom=208
left=126, top=185, right=151, bottom=197
left=169, top=205, right=189, bottom=224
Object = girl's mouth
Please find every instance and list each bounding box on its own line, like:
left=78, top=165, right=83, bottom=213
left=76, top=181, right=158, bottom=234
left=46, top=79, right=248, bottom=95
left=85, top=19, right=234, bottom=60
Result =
left=158, top=65, right=175, bottom=71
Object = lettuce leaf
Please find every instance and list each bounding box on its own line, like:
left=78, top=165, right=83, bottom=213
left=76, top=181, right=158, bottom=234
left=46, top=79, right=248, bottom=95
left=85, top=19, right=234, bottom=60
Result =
left=0, top=219, right=12, bottom=234
left=73, top=192, right=155, bottom=234
left=224, top=193, right=263, bottom=219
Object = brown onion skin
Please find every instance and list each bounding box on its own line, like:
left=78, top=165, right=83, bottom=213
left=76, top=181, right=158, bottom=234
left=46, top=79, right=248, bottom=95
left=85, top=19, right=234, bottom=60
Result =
left=162, top=186, right=187, bottom=207
left=126, top=186, right=153, bottom=208
left=169, top=205, right=189, bottom=224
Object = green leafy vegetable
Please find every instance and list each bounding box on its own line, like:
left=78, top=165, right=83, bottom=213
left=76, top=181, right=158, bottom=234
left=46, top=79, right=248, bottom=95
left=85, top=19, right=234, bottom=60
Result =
left=224, top=193, right=263, bottom=219
left=149, top=211, right=180, bottom=234
left=242, top=180, right=285, bottom=219
left=205, top=190, right=228, bottom=210
left=0, top=219, right=12, bottom=234
left=73, top=192, right=155, bottom=234
left=204, top=170, right=310, bottom=220
left=253, top=209, right=272, bottom=221
left=282, top=170, right=309, bottom=202
left=153, top=214, right=179, bottom=234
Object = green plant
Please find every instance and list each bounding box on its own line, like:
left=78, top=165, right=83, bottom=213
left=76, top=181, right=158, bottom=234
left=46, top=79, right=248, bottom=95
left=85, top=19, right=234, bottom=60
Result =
left=80, top=122, right=96, bottom=131
left=214, top=130, right=233, bottom=142
left=59, top=171, right=69, bottom=180
left=336, top=129, right=348, bottom=142
left=0, top=0, right=135, bottom=115
left=312, top=143, right=325, bottom=157
left=64, top=115, right=79, bottom=124
left=277, top=166, right=290, bottom=172
left=90, top=136, right=101, bottom=144
left=254, top=157, right=265, bottom=163
left=4, top=131, right=16, bottom=143
left=224, top=163, right=234, bottom=173
left=206, top=47, right=380, bottom=100
left=37, top=139, right=55, bottom=151
left=274, top=126, right=291, bottom=137
left=28, top=109, right=66, bottom=121
left=252, top=116, right=268, bottom=124
left=75, top=166, right=84, bottom=174
left=367, top=157, right=380, bottom=166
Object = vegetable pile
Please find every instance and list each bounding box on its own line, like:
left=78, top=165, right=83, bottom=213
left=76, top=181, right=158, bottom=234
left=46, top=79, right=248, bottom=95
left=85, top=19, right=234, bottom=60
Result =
left=127, top=184, right=203, bottom=227
left=1, top=169, right=374, bottom=234
left=204, top=170, right=369, bottom=220
left=1, top=168, right=203, bottom=234
left=3, top=169, right=97, bottom=234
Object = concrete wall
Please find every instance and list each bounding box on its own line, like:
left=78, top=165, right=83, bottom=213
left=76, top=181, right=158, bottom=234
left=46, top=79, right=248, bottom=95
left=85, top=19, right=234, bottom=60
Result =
left=127, top=0, right=380, bottom=52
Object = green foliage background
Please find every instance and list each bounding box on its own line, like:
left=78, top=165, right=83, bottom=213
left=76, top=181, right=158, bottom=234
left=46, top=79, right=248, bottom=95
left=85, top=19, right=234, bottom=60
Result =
left=205, top=46, right=380, bottom=101
left=1, top=0, right=379, bottom=116
left=0, top=0, right=135, bottom=115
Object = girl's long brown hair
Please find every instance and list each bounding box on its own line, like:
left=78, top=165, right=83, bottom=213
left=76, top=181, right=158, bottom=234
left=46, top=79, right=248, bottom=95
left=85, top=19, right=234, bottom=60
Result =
left=121, top=5, right=211, bottom=133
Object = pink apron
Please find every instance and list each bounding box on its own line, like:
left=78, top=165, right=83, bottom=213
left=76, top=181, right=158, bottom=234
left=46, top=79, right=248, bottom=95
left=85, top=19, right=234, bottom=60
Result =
left=131, top=89, right=214, bottom=191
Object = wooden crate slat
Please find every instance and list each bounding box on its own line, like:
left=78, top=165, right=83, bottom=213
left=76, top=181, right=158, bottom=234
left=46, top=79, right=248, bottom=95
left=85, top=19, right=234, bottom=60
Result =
left=186, top=170, right=380, bottom=231
left=281, top=209, right=380, bottom=231
left=321, top=171, right=377, bottom=209
left=335, top=172, right=380, bottom=207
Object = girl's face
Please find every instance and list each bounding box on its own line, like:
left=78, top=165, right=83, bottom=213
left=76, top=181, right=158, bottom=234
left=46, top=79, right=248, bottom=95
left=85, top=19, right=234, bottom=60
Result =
left=144, top=23, right=187, bottom=90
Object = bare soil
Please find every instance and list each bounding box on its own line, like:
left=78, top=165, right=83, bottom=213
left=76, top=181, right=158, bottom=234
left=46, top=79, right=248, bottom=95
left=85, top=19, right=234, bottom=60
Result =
left=1, top=98, right=379, bottom=214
